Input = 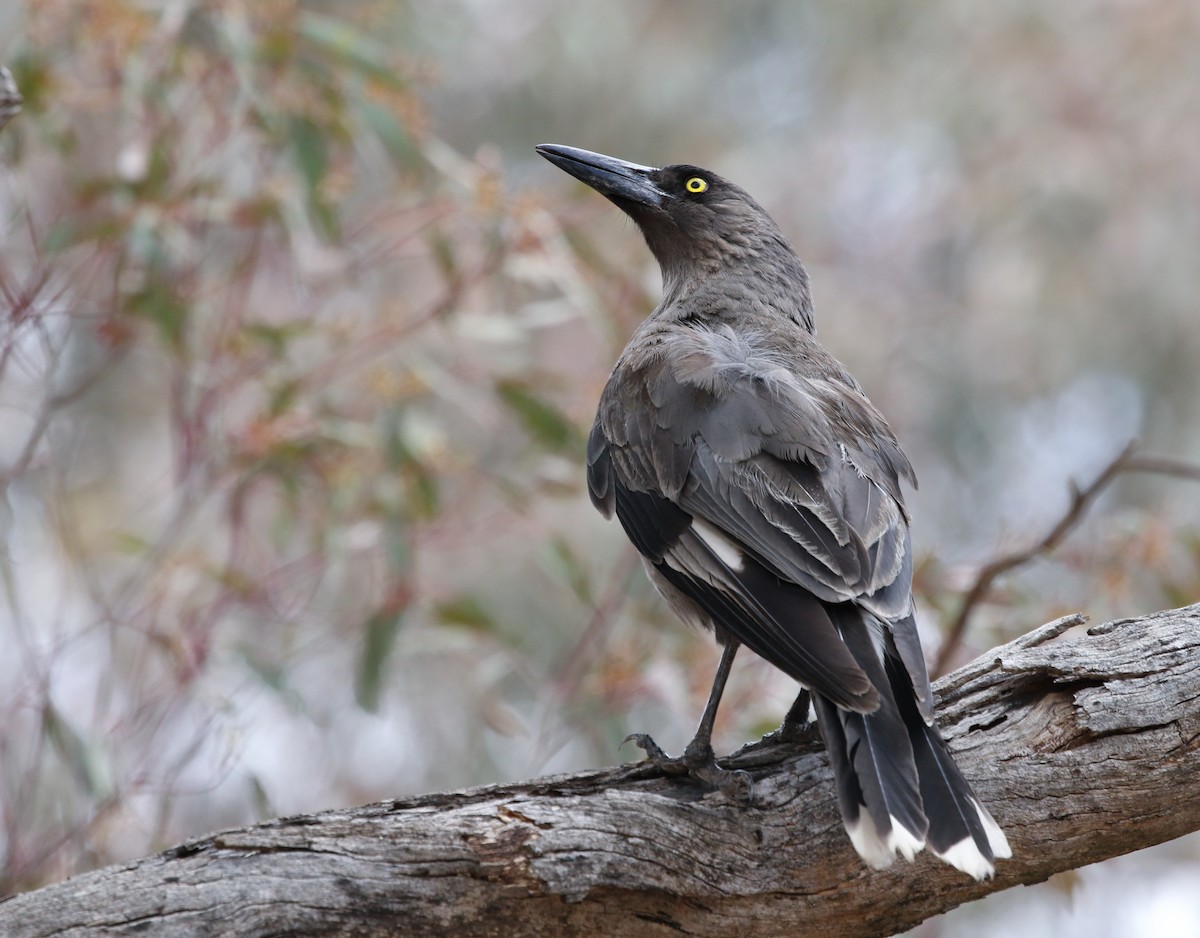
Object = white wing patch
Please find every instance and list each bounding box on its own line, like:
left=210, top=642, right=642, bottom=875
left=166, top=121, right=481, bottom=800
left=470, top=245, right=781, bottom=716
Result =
left=691, top=517, right=744, bottom=571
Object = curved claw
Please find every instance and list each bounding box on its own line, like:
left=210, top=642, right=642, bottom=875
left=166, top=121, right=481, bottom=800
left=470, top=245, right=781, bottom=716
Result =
left=621, top=733, right=671, bottom=762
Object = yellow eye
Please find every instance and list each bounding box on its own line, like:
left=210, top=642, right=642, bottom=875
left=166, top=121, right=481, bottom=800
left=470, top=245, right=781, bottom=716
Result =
left=685, top=176, right=708, bottom=194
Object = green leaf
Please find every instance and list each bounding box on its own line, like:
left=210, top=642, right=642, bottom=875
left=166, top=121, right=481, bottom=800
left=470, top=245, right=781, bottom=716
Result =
left=357, top=97, right=420, bottom=168
left=434, top=595, right=496, bottom=632
left=286, top=113, right=340, bottom=241
left=287, top=114, right=328, bottom=194
left=384, top=520, right=414, bottom=572
left=427, top=227, right=458, bottom=283
left=43, top=703, right=112, bottom=799
left=9, top=51, right=52, bottom=115
left=113, top=531, right=152, bottom=555
left=381, top=409, right=441, bottom=519
left=496, top=379, right=583, bottom=454
left=298, top=12, right=409, bottom=90
left=238, top=648, right=290, bottom=695
left=247, top=772, right=275, bottom=819
left=542, top=536, right=592, bottom=604
left=308, top=191, right=341, bottom=243
left=356, top=602, right=408, bottom=712
left=131, top=135, right=174, bottom=201
left=125, top=279, right=189, bottom=349
left=267, top=378, right=302, bottom=417
left=244, top=321, right=309, bottom=358
left=406, top=461, right=440, bottom=518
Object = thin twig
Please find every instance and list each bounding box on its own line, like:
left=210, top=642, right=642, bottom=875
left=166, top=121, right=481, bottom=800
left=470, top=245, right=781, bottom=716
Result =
left=1119, top=455, right=1200, bottom=483
left=932, top=441, right=1200, bottom=676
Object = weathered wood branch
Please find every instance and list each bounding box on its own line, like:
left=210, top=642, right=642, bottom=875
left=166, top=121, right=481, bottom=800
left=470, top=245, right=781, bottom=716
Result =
left=3, top=604, right=1199, bottom=938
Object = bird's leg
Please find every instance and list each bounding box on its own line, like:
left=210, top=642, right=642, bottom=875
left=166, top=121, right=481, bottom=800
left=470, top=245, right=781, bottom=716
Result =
left=625, top=641, right=753, bottom=801
left=777, top=687, right=813, bottom=742
left=750, top=687, right=814, bottom=749
left=681, top=639, right=738, bottom=766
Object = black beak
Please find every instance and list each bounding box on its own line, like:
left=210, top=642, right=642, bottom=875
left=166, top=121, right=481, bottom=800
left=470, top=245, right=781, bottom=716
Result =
left=536, top=144, right=665, bottom=210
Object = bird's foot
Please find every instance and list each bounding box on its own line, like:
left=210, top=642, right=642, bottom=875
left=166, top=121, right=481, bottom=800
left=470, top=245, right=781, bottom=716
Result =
left=772, top=688, right=814, bottom=744
left=622, top=733, right=754, bottom=803
left=764, top=718, right=812, bottom=746
left=622, top=732, right=677, bottom=766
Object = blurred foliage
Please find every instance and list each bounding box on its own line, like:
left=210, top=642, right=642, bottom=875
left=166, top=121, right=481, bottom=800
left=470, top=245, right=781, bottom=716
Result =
left=0, top=0, right=638, bottom=893
left=0, top=3, right=1198, bottom=933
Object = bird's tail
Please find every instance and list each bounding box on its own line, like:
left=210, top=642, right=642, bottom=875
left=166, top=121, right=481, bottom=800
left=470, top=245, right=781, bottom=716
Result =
left=815, top=608, right=1010, bottom=880
left=885, top=651, right=1012, bottom=879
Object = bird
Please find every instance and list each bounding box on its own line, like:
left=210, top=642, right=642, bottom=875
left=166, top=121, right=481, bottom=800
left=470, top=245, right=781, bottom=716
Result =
left=536, top=143, right=1011, bottom=880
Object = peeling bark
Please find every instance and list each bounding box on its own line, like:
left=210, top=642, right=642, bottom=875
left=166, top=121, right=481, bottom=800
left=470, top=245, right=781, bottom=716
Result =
left=3, top=604, right=1199, bottom=938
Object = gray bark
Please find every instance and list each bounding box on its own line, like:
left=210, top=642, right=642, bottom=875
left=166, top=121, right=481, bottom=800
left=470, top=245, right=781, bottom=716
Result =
left=3, top=604, right=1199, bottom=938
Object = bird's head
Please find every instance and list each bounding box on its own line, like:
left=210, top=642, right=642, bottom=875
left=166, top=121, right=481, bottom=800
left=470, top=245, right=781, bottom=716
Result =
left=536, top=144, right=812, bottom=328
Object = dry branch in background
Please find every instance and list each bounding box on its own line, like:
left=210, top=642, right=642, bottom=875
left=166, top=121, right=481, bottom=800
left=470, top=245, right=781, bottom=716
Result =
left=3, top=603, right=1199, bottom=938
left=933, top=443, right=1200, bottom=675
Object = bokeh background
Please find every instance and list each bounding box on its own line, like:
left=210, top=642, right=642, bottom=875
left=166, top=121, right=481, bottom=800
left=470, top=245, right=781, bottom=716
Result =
left=2, top=1, right=1199, bottom=933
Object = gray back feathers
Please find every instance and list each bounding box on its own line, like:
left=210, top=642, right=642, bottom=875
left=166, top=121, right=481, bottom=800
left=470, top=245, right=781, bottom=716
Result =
left=592, top=314, right=915, bottom=616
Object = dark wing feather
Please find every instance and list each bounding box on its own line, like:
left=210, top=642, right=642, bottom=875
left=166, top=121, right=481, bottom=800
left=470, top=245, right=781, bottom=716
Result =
left=586, top=420, right=615, bottom=517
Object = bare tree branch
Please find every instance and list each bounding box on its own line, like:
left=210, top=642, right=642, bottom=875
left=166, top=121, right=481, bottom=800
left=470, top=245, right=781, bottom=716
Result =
left=2, top=603, right=1199, bottom=938
left=933, top=443, right=1200, bottom=675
